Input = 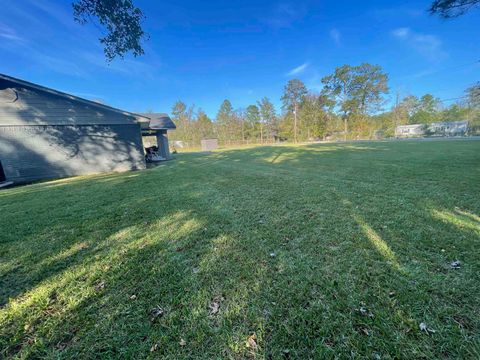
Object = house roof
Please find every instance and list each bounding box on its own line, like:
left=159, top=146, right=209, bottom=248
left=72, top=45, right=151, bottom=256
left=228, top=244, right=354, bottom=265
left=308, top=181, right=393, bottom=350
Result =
left=138, top=113, right=176, bottom=130
left=431, top=120, right=468, bottom=126
left=0, top=73, right=149, bottom=122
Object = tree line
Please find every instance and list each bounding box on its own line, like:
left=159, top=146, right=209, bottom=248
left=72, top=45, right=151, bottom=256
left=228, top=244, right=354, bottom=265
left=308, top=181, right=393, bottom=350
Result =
left=168, top=63, right=480, bottom=146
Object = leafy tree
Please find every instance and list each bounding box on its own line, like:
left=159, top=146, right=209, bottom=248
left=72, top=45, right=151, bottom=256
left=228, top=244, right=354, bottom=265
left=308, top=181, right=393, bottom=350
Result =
left=73, top=0, right=148, bottom=61
left=419, top=94, right=441, bottom=113
left=465, top=82, right=480, bottom=109
left=441, top=104, right=469, bottom=120
left=463, top=83, right=480, bottom=130
left=399, top=95, right=419, bottom=118
left=430, top=0, right=480, bottom=18
left=321, top=64, right=356, bottom=137
left=233, top=109, right=248, bottom=142
left=172, top=101, right=187, bottom=119
left=216, top=100, right=235, bottom=141
left=170, top=101, right=195, bottom=143
left=372, top=111, right=396, bottom=137
left=196, top=109, right=214, bottom=139
left=391, top=95, right=414, bottom=127
left=298, top=94, right=333, bottom=140
left=353, top=64, right=389, bottom=114
left=245, top=105, right=261, bottom=140
left=281, top=79, right=308, bottom=142
left=321, top=64, right=388, bottom=140
left=258, top=97, right=277, bottom=141
left=410, top=94, right=441, bottom=124
left=217, top=100, right=234, bottom=125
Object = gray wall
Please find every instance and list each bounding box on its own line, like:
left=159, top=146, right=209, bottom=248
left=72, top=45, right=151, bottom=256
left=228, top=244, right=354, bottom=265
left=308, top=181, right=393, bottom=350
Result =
left=0, top=124, right=146, bottom=184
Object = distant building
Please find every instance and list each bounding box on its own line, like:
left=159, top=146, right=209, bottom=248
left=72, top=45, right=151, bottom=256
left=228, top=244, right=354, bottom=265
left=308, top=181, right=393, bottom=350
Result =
left=395, top=121, right=469, bottom=138
left=428, top=121, right=469, bottom=136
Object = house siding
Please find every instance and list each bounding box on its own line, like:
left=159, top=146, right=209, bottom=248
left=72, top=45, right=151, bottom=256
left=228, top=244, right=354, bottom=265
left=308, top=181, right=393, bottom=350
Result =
left=0, top=124, right=146, bottom=184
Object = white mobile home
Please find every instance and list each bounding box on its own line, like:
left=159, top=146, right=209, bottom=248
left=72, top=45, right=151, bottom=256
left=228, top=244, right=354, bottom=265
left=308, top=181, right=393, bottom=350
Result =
left=395, top=121, right=469, bottom=138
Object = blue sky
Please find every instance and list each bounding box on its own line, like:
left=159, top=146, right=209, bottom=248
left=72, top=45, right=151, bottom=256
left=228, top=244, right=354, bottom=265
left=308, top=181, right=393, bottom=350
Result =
left=0, top=0, right=478, bottom=117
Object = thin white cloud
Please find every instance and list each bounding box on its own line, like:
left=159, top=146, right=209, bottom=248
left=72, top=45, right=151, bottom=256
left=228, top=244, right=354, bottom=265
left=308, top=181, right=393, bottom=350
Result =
left=0, top=23, right=25, bottom=43
left=27, top=0, right=77, bottom=29
left=262, top=2, right=307, bottom=29
left=330, top=29, right=341, bottom=46
left=370, top=7, right=423, bottom=20
left=391, top=27, right=446, bottom=61
left=286, top=62, right=309, bottom=76
left=392, top=27, right=410, bottom=39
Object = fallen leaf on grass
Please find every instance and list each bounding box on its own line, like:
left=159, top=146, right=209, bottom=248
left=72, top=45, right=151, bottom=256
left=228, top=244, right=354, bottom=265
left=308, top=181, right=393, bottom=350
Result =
left=246, top=334, right=258, bottom=350
left=209, top=296, right=224, bottom=315
left=354, top=323, right=371, bottom=336
left=324, top=338, right=335, bottom=348
left=450, top=260, right=461, bottom=269
left=95, top=281, right=105, bottom=291
left=150, top=306, right=164, bottom=322
left=420, top=322, right=436, bottom=334
left=56, top=342, right=69, bottom=351
left=356, top=306, right=374, bottom=318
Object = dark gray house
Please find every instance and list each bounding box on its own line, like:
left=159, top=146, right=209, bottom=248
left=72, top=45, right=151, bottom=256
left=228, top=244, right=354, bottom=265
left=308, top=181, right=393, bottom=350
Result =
left=0, top=73, right=148, bottom=185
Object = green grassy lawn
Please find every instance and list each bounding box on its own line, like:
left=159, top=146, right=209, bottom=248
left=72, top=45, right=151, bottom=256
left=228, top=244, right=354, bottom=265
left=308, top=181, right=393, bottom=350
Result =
left=1, top=140, right=479, bottom=359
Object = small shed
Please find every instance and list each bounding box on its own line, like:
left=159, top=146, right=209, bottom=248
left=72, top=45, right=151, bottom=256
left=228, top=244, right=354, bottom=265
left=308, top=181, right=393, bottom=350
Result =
left=138, top=113, right=176, bottom=161
left=0, top=73, right=147, bottom=184
left=201, top=138, right=219, bottom=151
